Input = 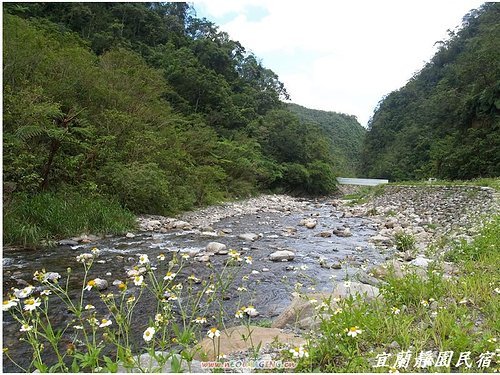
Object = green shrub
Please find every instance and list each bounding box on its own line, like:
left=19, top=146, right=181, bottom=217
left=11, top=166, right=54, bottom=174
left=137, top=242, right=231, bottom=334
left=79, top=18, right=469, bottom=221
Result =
left=98, top=162, right=175, bottom=215
left=394, top=231, right=416, bottom=252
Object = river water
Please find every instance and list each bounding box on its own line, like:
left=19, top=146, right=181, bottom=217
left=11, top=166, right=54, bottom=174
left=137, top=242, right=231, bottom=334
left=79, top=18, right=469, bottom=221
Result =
left=2, top=198, right=386, bottom=372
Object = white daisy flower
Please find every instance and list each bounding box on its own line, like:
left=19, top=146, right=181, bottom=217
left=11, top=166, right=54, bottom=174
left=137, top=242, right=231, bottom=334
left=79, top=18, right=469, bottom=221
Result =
left=91, top=248, right=100, bottom=256
left=20, top=323, right=33, bottom=332
left=289, top=346, right=309, bottom=358
left=346, top=326, right=363, bottom=337
left=163, top=272, right=176, bottom=281
left=2, top=298, right=18, bottom=311
left=23, top=297, right=41, bottom=312
left=133, top=275, right=144, bottom=286
left=143, top=327, right=155, bottom=342
left=14, top=286, right=35, bottom=299
left=99, top=319, right=112, bottom=328
left=207, top=327, right=220, bottom=339
left=333, top=307, right=343, bottom=315
left=192, top=317, right=207, bottom=324
left=138, top=254, right=150, bottom=265
left=244, top=305, right=259, bottom=317
left=76, top=253, right=94, bottom=263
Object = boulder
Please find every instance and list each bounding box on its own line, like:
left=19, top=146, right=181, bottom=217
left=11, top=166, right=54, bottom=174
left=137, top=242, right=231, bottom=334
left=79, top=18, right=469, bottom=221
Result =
left=369, top=234, right=392, bottom=245
left=269, top=250, right=295, bottom=262
left=196, top=326, right=305, bottom=360
left=195, top=255, right=211, bottom=262
left=200, top=231, right=218, bottom=237
left=171, top=220, right=192, bottom=230
left=410, top=256, right=431, bottom=268
left=58, top=239, right=79, bottom=246
left=298, top=218, right=317, bottom=228
left=332, top=281, right=380, bottom=300
left=238, top=233, right=259, bottom=242
left=356, top=271, right=384, bottom=287
left=206, top=242, right=227, bottom=254
left=333, top=227, right=352, bottom=237
left=272, top=292, right=332, bottom=329
left=317, top=231, right=332, bottom=238
left=93, top=278, right=108, bottom=291
left=272, top=282, right=380, bottom=329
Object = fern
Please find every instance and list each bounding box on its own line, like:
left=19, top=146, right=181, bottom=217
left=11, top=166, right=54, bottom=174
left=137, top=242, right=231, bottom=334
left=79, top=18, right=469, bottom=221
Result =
left=15, top=125, right=46, bottom=141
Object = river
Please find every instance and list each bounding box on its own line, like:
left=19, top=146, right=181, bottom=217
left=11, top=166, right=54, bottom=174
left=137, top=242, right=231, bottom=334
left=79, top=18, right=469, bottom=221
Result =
left=2, top=196, right=387, bottom=372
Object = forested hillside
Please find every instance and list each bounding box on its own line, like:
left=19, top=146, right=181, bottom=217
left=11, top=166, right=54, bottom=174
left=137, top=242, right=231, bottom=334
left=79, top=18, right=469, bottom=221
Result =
left=288, top=104, right=365, bottom=176
left=361, top=3, right=499, bottom=180
left=3, top=3, right=350, bottom=245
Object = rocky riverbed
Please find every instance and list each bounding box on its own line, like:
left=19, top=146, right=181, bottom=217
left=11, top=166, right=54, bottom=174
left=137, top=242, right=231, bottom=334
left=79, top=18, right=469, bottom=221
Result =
left=3, top=185, right=498, bottom=372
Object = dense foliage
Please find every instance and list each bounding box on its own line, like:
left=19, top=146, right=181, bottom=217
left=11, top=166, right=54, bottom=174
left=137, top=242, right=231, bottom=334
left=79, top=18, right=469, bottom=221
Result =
left=361, top=3, right=500, bottom=180
left=288, top=104, right=365, bottom=176
left=3, top=3, right=351, bottom=245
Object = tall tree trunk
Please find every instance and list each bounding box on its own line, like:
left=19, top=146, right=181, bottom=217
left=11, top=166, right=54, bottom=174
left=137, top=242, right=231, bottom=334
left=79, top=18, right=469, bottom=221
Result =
left=40, top=140, right=61, bottom=191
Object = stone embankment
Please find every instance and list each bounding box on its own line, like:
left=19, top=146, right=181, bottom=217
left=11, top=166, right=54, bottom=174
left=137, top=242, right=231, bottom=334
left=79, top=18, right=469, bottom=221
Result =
left=334, top=184, right=497, bottom=250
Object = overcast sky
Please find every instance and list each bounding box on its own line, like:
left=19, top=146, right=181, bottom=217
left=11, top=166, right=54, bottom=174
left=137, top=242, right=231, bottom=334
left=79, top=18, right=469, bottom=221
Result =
left=194, top=0, right=485, bottom=127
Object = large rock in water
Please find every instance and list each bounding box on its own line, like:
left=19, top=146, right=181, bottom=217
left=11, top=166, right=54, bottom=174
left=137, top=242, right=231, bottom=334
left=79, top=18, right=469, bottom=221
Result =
left=195, top=326, right=305, bottom=360
left=299, top=218, right=317, bottom=229
left=333, top=227, right=352, bottom=237
left=272, top=282, right=380, bottom=329
left=269, top=250, right=295, bottom=262
left=93, top=278, right=108, bottom=291
left=205, top=242, right=227, bottom=254
left=238, top=233, right=259, bottom=241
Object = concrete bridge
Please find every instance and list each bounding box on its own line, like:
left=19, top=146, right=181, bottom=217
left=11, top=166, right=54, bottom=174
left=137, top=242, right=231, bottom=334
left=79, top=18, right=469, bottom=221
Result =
left=336, top=177, right=389, bottom=186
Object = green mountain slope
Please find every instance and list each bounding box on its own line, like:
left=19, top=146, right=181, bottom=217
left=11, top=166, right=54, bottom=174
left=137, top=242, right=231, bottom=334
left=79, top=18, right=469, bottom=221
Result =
left=4, top=3, right=364, bottom=245
left=361, top=3, right=500, bottom=180
left=288, top=103, right=366, bottom=176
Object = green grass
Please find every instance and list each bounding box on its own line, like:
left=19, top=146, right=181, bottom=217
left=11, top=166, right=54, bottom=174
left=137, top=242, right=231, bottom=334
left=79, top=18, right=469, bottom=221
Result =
left=297, top=216, right=500, bottom=372
left=394, top=231, right=416, bottom=252
left=3, top=191, right=136, bottom=248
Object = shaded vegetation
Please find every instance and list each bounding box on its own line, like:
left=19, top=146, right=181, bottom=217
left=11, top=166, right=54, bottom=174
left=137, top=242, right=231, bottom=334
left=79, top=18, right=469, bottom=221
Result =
left=361, top=3, right=500, bottom=181
left=2, top=3, right=353, bottom=245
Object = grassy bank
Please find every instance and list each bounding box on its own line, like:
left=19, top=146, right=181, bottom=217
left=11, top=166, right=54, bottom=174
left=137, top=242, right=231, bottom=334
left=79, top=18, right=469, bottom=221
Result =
left=296, top=216, right=499, bottom=372
left=3, top=192, right=136, bottom=248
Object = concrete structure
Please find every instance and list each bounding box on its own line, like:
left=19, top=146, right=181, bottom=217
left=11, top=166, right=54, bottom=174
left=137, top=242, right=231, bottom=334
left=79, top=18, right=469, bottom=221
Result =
left=336, top=177, right=389, bottom=186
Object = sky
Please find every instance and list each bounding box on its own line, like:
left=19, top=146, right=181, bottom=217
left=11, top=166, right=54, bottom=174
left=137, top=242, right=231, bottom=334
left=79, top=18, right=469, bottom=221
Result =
left=194, top=0, right=485, bottom=127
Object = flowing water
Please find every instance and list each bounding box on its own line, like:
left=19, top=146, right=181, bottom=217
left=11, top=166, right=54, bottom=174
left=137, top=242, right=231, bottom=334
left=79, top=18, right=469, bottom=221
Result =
left=2, top=198, right=386, bottom=372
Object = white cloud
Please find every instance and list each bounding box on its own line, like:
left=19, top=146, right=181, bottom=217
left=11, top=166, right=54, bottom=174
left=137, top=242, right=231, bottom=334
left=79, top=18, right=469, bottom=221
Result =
left=195, top=0, right=484, bottom=126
